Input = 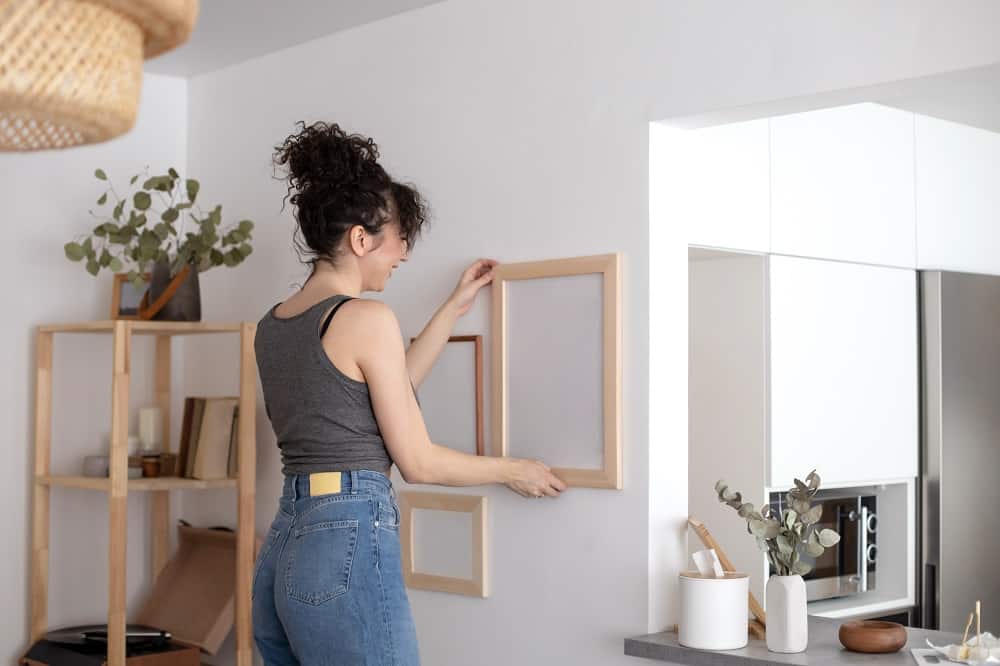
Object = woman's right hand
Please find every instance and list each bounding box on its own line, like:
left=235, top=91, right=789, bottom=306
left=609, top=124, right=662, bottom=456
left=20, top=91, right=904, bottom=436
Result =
left=504, top=459, right=568, bottom=498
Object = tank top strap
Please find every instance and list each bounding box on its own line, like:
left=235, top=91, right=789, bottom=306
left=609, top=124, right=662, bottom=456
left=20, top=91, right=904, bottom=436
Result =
left=319, top=295, right=355, bottom=337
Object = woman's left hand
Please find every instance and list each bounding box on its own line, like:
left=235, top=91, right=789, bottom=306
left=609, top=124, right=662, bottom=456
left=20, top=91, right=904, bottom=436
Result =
left=448, top=258, right=498, bottom=317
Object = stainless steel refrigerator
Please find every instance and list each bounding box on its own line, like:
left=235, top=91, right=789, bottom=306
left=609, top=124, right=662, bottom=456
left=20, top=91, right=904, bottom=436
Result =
left=920, top=270, right=1000, bottom=631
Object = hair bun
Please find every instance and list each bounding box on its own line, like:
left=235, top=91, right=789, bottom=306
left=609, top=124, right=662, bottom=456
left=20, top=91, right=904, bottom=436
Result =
left=273, top=121, right=381, bottom=195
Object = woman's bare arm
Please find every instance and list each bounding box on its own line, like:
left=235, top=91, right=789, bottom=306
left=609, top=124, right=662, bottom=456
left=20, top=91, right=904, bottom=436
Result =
left=353, top=299, right=564, bottom=497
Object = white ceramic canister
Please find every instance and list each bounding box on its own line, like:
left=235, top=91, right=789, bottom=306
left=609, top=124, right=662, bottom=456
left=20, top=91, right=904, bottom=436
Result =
left=678, top=571, right=749, bottom=650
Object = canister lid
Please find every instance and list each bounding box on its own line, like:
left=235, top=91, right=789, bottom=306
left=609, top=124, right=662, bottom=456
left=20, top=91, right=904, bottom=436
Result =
left=678, top=571, right=748, bottom=580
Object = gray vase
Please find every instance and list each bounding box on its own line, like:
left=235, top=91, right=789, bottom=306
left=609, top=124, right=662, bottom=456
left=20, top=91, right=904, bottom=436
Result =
left=149, top=261, right=201, bottom=321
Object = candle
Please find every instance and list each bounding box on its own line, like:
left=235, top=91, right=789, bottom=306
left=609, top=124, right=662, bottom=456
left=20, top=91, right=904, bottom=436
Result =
left=139, top=406, right=163, bottom=452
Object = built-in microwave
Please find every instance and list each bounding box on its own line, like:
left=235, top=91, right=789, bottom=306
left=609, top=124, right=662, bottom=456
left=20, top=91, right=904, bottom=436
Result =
left=767, top=490, right=877, bottom=602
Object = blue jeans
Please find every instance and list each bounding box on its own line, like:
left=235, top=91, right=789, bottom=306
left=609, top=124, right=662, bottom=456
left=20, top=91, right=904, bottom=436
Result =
left=252, top=470, right=420, bottom=665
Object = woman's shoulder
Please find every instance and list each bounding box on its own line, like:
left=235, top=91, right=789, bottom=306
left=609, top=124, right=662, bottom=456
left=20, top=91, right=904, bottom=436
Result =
left=339, top=298, right=399, bottom=330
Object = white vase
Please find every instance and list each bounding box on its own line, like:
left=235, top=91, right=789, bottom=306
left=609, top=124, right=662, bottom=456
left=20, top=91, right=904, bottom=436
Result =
left=765, top=574, right=808, bottom=653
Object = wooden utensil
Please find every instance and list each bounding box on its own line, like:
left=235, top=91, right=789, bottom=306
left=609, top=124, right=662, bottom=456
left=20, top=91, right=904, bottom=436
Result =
left=958, top=611, right=975, bottom=659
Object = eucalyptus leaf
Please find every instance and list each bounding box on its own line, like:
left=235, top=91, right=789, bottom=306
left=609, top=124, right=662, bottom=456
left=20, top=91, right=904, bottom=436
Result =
left=186, top=179, right=199, bottom=202
left=94, top=169, right=107, bottom=180
left=162, top=207, right=179, bottom=223
left=801, top=504, right=823, bottom=525
left=113, top=200, right=124, bottom=221
left=109, top=257, right=123, bottom=272
left=818, top=528, right=841, bottom=547
left=776, top=534, right=793, bottom=555
left=99, top=248, right=111, bottom=268
left=86, top=259, right=99, bottom=276
left=782, top=508, right=797, bottom=530
left=134, top=191, right=151, bottom=211
left=805, top=539, right=824, bottom=557
left=792, top=561, right=813, bottom=576
left=64, top=242, right=85, bottom=261
left=806, top=469, right=820, bottom=490
left=97, top=193, right=107, bottom=205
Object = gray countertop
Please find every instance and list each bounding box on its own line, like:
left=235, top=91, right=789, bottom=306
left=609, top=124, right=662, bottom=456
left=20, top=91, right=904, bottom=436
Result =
left=625, top=617, right=959, bottom=666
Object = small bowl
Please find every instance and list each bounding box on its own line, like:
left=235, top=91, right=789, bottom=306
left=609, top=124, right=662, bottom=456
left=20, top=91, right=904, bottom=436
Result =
left=839, top=620, right=907, bottom=653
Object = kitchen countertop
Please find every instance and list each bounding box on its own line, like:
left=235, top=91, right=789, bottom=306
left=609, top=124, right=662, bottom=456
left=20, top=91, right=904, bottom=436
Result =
left=625, top=616, right=959, bottom=665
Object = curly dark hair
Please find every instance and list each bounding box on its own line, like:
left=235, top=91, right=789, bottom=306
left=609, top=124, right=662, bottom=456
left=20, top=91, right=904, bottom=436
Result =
left=272, top=121, right=428, bottom=268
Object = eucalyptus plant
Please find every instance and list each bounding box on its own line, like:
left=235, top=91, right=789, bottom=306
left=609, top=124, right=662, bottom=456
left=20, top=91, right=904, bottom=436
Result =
left=64, top=167, right=255, bottom=290
left=715, top=469, right=841, bottom=576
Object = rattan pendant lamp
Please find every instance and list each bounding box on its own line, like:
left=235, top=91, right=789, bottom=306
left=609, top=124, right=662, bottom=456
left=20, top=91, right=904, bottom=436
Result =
left=0, top=0, right=198, bottom=151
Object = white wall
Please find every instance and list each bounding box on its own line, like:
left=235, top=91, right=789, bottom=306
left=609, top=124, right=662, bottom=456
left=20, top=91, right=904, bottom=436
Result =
left=0, top=74, right=186, bottom=662
left=178, top=1, right=1000, bottom=664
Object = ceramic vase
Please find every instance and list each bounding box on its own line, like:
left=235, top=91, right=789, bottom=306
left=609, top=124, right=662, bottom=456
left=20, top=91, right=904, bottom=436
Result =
left=766, top=574, right=808, bottom=653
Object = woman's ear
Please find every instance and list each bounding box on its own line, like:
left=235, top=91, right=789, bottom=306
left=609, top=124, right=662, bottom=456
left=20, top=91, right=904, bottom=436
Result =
left=348, top=225, right=367, bottom=257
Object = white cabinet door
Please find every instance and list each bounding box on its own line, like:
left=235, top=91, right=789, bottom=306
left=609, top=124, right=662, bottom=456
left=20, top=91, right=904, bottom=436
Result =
left=770, top=104, right=916, bottom=268
left=768, top=256, right=918, bottom=488
left=915, top=115, right=1000, bottom=276
left=657, top=119, right=770, bottom=253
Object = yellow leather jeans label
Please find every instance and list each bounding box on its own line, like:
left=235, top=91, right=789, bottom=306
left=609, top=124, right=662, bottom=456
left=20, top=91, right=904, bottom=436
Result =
left=309, top=472, right=342, bottom=496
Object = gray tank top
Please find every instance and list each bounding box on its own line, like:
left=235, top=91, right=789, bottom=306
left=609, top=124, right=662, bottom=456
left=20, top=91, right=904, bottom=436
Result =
left=255, top=294, right=394, bottom=476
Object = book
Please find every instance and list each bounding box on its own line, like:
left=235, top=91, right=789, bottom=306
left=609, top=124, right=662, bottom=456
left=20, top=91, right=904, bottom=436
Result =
left=226, top=406, right=240, bottom=478
left=191, top=397, right=239, bottom=480
left=185, top=398, right=207, bottom=478
left=176, top=397, right=195, bottom=476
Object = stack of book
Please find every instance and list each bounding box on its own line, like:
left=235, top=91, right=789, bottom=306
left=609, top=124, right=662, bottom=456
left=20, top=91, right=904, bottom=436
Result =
left=176, top=397, right=241, bottom=480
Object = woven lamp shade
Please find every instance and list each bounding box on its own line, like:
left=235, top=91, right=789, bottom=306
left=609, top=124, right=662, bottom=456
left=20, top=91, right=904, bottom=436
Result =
left=0, top=0, right=198, bottom=151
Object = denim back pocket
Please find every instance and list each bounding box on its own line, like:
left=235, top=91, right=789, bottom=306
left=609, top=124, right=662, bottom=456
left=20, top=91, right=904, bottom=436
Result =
left=285, top=519, right=359, bottom=605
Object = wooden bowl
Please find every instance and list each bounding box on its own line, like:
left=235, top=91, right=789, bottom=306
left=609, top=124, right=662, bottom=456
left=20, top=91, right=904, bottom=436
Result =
left=839, top=620, right=907, bottom=653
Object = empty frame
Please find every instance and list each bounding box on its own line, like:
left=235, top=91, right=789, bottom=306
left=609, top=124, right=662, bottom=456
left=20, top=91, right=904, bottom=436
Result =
left=412, top=335, right=484, bottom=455
left=399, top=491, right=488, bottom=597
left=492, top=253, right=622, bottom=489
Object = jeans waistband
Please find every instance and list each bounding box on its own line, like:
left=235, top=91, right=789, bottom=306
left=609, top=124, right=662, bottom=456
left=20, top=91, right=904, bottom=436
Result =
left=282, top=470, right=394, bottom=500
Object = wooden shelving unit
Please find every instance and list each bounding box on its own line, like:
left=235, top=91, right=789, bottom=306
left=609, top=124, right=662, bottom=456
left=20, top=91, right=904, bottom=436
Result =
left=30, top=320, right=257, bottom=666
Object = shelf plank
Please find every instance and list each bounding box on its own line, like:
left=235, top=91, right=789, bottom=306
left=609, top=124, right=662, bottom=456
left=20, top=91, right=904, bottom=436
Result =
left=37, top=475, right=238, bottom=491
left=38, top=321, right=244, bottom=335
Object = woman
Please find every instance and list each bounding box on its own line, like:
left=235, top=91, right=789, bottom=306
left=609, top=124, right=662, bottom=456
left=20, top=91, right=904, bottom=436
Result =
left=251, top=121, right=566, bottom=665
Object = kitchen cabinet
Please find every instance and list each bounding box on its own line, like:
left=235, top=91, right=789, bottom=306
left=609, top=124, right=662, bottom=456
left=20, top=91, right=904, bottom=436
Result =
left=770, top=104, right=916, bottom=268
left=768, top=255, right=919, bottom=488
left=915, top=114, right=1000, bottom=276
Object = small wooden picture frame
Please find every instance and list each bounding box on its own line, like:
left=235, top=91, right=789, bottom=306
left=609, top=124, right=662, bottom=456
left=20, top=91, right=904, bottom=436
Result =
left=491, top=253, right=623, bottom=489
left=399, top=491, right=488, bottom=598
left=111, top=272, right=150, bottom=320
left=411, top=335, right=484, bottom=456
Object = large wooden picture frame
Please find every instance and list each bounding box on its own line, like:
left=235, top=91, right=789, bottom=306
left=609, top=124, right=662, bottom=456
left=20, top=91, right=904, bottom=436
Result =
left=491, top=253, right=622, bottom=489
left=411, top=335, right=484, bottom=455
left=399, top=491, right=488, bottom=598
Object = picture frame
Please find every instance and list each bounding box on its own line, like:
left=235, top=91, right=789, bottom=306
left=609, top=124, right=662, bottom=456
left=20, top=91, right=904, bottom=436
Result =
left=111, top=272, right=150, bottom=320
left=491, top=253, right=623, bottom=489
left=399, top=491, right=488, bottom=597
left=411, top=334, right=484, bottom=456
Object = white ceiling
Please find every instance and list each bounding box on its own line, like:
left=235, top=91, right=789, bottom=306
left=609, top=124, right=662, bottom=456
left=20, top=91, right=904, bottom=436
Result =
left=145, top=0, right=445, bottom=77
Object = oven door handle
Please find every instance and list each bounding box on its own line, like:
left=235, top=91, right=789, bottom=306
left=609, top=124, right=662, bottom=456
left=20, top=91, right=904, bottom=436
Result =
left=859, top=505, right=869, bottom=593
